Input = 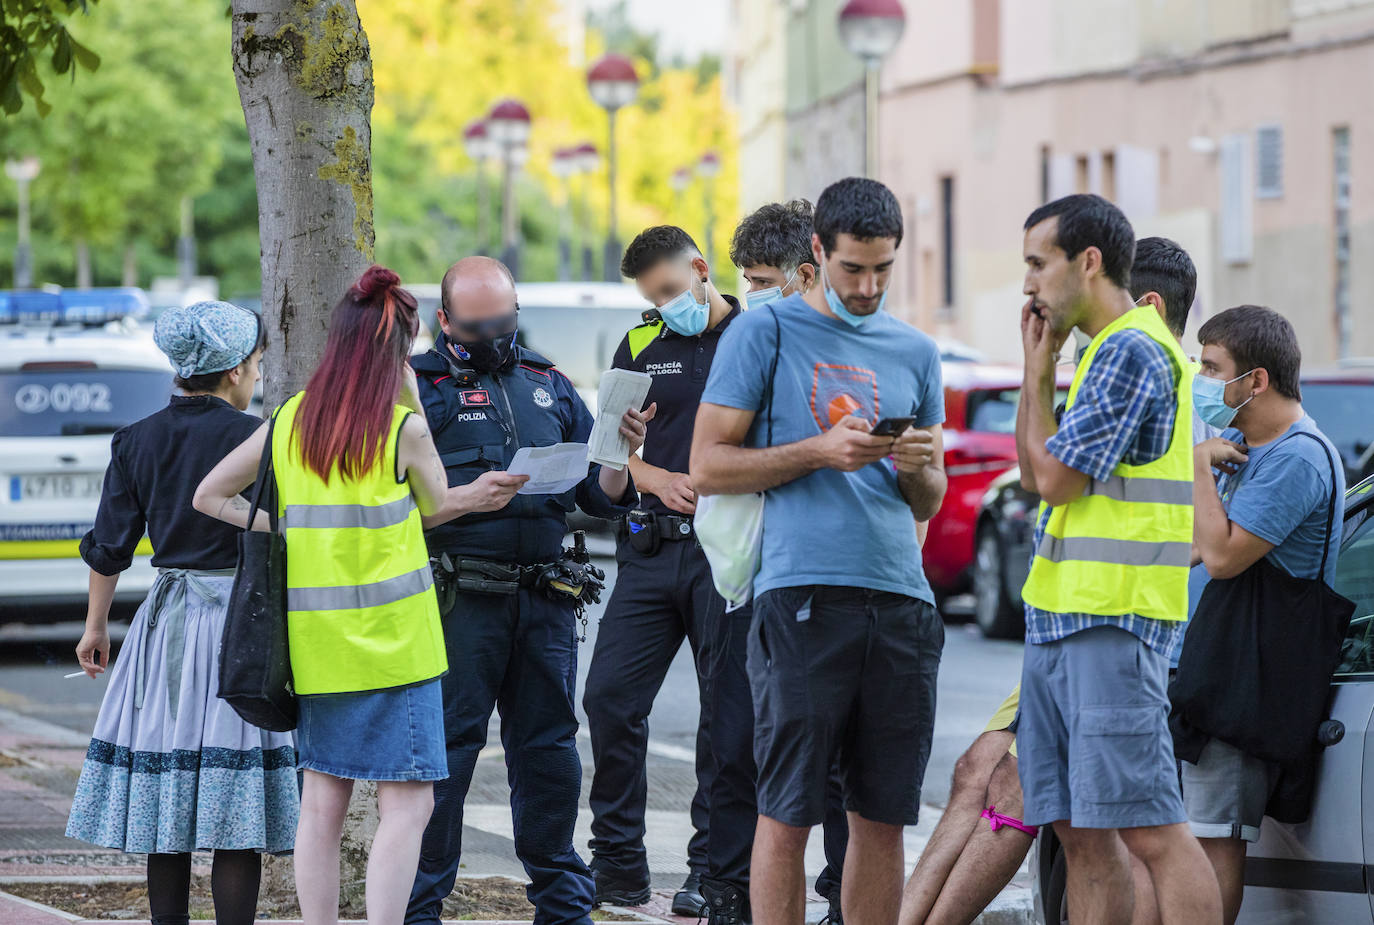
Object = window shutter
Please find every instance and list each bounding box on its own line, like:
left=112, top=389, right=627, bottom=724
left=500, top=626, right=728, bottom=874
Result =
left=1256, top=125, right=1283, bottom=199
left=1220, top=134, right=1253, bottom=264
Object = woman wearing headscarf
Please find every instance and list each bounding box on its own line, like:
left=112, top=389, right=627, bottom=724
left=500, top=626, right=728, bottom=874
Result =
left=195, top=266, right=449, bottom=925
left=67, top=300, right=298, bottom=925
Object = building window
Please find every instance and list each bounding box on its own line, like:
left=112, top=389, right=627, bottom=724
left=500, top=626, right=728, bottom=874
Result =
left=1334, top=126, right=1351, bottom=359
left=1256, top=124, right=1284, bottom=199
left=940, top=175, right=955, bottom=310
left=1075, top=155, right=1090, bottom=194
left=1102, top=150, right=1117, bottom=202
left=1220, top=133, right=1253, bottom=264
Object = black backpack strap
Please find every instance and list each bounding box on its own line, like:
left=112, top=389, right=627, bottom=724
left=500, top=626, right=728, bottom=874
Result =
left=762, top=306, right=781, bottom=449
left=1283, top=430, right=1342, bottom=577
left=246, top=412, right=280, bottom=535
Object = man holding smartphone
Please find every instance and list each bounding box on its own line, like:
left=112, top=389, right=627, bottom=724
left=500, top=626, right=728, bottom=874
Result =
left=691, top=178, right=947, bottom=925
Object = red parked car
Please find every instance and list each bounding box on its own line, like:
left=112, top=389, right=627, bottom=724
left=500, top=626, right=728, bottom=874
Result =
left=924, top=363, right=1070, bottom=606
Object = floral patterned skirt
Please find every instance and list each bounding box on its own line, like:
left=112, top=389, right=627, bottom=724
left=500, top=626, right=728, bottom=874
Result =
left=66, top=570, right=299, bottom=854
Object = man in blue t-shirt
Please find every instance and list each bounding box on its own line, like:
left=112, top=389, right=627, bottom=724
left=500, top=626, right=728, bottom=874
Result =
left=1187, top=305, right=1345, bottom=925
left=691, top=178, right=946, bottom=925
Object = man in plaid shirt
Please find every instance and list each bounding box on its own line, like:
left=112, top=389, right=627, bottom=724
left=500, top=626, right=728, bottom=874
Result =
left=1015, top=195, right=1220, bottom=925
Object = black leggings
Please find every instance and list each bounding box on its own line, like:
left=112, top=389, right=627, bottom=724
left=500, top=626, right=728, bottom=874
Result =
left=146, top=850, right=261, bottom=925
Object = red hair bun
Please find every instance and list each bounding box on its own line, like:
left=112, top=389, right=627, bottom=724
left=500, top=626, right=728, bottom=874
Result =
left=352, top=264, right=401, bottom=302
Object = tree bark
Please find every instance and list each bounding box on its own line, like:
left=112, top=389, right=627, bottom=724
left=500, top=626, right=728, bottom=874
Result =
left=229, top=0, right=380, bottom=905
left=230, top=0, right=375, bottom=411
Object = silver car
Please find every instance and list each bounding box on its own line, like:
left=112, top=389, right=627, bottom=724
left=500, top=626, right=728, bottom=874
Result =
left=1032, top=476, right=1374, bottom=923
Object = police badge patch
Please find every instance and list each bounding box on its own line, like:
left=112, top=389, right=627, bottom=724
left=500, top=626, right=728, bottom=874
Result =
left=532, top=387, right=555, bottom=408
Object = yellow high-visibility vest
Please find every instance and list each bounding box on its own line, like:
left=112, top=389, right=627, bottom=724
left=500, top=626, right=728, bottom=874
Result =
left=1021, top=305, right=1195, bottom=622
left=272, top=391, right=445, bottom=695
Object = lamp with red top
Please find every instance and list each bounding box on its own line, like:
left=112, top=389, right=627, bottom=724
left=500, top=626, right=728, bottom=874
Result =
left=837, top=0, right=906, bottom=178
left=462, top=120, right=495, bottom=255
left=587, top=53, right=640, bottom=281
left=487, top=98, right=532, bottom=280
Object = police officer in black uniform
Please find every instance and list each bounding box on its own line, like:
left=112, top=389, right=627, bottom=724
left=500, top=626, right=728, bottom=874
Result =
left=582, top=227, right=755, bottom=925
left=405, top=256, right=652, bottom=925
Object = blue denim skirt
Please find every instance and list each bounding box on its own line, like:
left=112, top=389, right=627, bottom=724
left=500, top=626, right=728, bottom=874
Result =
left=296, top=678, right=447, bottom=781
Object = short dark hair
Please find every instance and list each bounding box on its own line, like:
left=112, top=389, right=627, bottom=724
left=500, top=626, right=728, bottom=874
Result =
left=173, top=315, right=267, bottom=392
left=1197, top=305, right=1302, bottom=401
left=813, top=177, right=904, bottom=253
left=1130, top=237, right=1197, bottom=338
left=1024, top=194, right=1135, bottom=290
left=620, top=225, right=700, bottom=279
left=730, top=199, right=816, bottom=273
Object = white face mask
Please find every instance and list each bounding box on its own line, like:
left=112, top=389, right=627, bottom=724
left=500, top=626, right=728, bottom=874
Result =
left=744, top=267, right=800, bottom=311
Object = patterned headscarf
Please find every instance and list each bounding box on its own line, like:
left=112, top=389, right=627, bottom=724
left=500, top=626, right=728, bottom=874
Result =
left=153, top=301, right=261, bottom=378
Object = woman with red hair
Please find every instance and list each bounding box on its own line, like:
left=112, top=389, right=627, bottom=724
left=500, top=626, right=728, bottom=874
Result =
left=197, top=266, right=450, bottom=925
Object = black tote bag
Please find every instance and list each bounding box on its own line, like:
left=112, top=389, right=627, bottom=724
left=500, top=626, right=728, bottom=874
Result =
left=1170, top=431, right=1354, bottom=765
left=218, top=414, right=297, bottom=732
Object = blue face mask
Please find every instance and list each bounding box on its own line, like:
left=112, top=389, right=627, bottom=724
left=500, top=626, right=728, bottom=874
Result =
left=658, top=277, right=710, bottom=336
left=821, top=262, right=884, bottom=328
left=1193, top=369, right=1256, bottom=429
left=745, top=267, right=799, bottom=311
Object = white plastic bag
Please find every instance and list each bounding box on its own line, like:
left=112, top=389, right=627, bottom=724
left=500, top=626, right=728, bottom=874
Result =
left=695, top=491, right=764, bottom=608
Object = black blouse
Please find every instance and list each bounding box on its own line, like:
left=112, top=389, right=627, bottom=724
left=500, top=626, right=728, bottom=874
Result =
left=80, top=395, right=262, bottom=575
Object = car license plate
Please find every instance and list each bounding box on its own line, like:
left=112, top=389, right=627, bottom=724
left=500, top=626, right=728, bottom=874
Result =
left=10, top=473, right=104, bottom=502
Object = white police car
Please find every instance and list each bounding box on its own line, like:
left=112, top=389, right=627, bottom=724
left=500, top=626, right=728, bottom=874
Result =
left=0, top=289, right=172, bottom=619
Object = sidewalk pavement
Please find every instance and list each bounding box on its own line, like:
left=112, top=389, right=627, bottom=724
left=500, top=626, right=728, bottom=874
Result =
left=0, top=704, right=1034, bottom=924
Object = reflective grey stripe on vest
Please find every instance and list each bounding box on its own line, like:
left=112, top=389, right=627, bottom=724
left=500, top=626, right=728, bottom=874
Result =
left=1036, top=535, right=1192, bottom=569
left=289, top=565, right=434, bottom=612
left=283, top=495, right=416, bottom=530
left=1084, top=476, right=1193, bottom=505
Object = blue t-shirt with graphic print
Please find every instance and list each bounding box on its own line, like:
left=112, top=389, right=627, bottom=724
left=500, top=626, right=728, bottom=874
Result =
left=700, top=294, right=944, bottom=604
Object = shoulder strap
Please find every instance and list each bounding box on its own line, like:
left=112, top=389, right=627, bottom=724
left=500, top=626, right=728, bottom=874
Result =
left=763, top=307, right=781, bottom=448
left=246, top=412, right=280, bottom=534
left=1286, top=430, right=1342, bottom=576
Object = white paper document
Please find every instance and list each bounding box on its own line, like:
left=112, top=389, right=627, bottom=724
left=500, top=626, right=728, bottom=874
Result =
left=588, top=369, right=653, bottom=470
left=508, top=443, right=591, bottom=495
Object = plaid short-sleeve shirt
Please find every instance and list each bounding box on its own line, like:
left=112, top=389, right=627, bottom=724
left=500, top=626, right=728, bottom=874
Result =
left=1024, top=328, right=1184, bottom=656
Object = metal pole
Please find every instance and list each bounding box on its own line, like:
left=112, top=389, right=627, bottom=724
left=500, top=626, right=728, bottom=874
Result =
left=558, top=176, right=572, bottom=282
left=14, top=178, right=32, bottom=289
left=703, top=181, right=715, bottom=270
left=500, top=145, right=522, bottom=280
left=603, top=108, right=620, bottom=282
left=476, top=156, right=490, bottom=256
left=177, top=196, right=196, bottom=288
left=865, top=61, right=879, bottom=179
left=579, top=178, right=594, bottom=282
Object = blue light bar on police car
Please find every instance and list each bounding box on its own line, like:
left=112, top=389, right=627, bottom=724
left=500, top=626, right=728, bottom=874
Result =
left=0, top=287, right=150, bottom=325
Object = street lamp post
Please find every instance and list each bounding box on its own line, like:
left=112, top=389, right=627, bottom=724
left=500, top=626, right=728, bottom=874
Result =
left=463, top=119, right=496, bottom=256
left=670, top=167, right=692, bottom=217
left=574, top=142, right=600, bottom=281
left=4, top=157, right=41, bottom=289
left=588, top=53, right=639, bottom=282
left=697, top=152, right=721, bottom=269
left=552, top=147, right=578, bottom=282
left=837, top=0, right=907, bottom=179
left=487, top=98, right=532, bottom=280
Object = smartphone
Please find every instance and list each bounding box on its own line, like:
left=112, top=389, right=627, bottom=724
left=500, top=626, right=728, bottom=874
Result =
left=871, top=416, right=917, bottom=437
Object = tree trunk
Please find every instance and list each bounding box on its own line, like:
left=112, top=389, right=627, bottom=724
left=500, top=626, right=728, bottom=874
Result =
left=230, top=0, right=375, bottom=411
left=121, top=242, right=138, bottom=287
left=75, top=239, right=92, bottom=288
left=229, top=0, right=380, bottom=905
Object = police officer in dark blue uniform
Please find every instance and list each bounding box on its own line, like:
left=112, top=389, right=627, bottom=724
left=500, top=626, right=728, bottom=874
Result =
left=405, top=257, right=652, bottom=925
left=582, top=227, right=756, bottom=925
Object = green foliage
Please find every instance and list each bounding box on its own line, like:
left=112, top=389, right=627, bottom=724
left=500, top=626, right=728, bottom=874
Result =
left=0, top=0, right=102, bottom=116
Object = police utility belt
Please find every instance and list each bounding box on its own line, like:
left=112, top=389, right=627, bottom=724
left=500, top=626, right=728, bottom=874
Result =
left=429, top=531, right=605, bottom=612
left=619, top=509, right=694, bottom=556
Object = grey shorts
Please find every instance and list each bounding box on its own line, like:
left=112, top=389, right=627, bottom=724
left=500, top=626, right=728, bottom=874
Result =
left=748, top=586, right=944, bottom=828
left=1017, top=625, right=1185, bottom=829
left=1182, top=738, right=1281, bottom=843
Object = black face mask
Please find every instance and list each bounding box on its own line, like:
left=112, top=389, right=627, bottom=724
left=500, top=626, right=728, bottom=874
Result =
left=445, top=311, right=519, bottom=373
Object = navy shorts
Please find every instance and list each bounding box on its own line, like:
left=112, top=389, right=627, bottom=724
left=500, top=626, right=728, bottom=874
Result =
left=1017, top=625, right=1184, bottom=829
left=748, top=586, right=943, bottom=828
